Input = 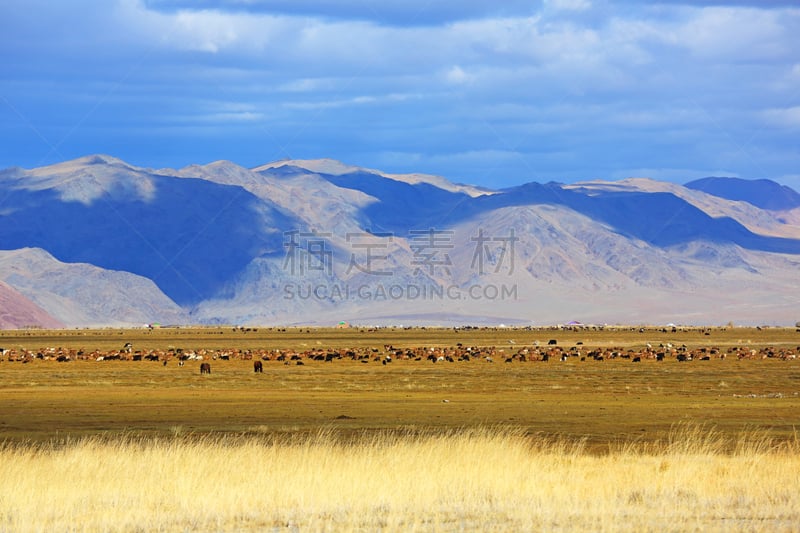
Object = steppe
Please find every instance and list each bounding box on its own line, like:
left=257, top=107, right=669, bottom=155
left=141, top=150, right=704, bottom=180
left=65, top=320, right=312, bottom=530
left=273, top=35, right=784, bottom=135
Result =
left=1, top=325, right=798, bottom=531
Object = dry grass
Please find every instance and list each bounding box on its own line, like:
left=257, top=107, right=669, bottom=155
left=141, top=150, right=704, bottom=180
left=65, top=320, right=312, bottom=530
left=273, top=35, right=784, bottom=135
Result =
left=0, top=426, right=798, bottom=532
left=0, top=327, right=798, bottom=530
left=1, top=353, right=798, bottom=449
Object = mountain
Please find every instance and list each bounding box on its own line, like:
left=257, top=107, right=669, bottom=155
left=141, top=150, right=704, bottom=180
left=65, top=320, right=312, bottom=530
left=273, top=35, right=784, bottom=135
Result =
left=254, top=161, right=476, bottom=234
left=685, top=177, right=800, bottom=211
left=0, top=279, right=64, bottom=329
left=255, top=158, right=490, bottom=197
left=2, top=154, right=800, bottom=327
left=0, top=156, right=297, bottom=305
left=0, top=248, right=188, bottom=327
left=565, top=178, right=800, bottom=240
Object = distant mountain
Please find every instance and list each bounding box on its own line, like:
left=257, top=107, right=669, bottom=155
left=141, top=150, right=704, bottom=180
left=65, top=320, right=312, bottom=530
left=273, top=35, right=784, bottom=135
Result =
left=0, top=279, right=64, bottom=329
left=255, top=163, right=475, bottom=234
left=685, top=177, right=800, bottom=211
left=0, top=248, right=188, bottom=327
left=0, top=156, right=297, bottom=305
left=255, top=158, right=490, bottom=197
left=2, top=155, right=800, bottom=326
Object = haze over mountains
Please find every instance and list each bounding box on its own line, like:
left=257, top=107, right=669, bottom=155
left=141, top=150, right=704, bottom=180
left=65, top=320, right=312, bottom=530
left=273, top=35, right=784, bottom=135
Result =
left=1, top=155, right=799, bottom=328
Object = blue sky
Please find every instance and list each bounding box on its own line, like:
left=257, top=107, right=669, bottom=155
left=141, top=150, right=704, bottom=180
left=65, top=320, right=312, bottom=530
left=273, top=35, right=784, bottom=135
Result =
left=2, top=0, right=799, bottom=189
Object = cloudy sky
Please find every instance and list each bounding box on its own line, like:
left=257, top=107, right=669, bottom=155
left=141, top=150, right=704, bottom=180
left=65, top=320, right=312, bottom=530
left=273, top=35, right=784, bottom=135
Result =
left=2, top=0, right=799, bottom=188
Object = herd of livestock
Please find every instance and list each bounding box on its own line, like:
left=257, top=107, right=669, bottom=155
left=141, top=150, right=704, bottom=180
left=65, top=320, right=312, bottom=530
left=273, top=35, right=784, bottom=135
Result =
left=1, top=340, right=798, bottom=368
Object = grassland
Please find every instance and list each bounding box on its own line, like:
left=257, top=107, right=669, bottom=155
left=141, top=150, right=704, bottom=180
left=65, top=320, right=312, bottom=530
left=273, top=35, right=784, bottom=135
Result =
left=0, top=326, right=798, bottom=531
left=0, top=325, right=798, bottom=446
left=1, top=428, right=799, bottom=532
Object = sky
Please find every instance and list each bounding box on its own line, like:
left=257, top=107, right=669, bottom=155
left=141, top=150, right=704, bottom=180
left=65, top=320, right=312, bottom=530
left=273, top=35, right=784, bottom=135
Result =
left=1, top=0, right=799, bottom=189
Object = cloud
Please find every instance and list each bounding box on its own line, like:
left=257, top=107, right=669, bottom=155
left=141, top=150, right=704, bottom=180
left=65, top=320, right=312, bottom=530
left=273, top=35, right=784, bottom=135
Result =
left=1, top=0, right=798, bottom=186
left=761, top=106, right=800, bottom=129
left=117, top=0, right=287, bottom=53
left=545, top=0, right=592, bottom=12
left=444, top=65, right=473, bottom=85
left=673, top=6, right=793, bottom=61
left=141, top=0, right=542, bottom=25
left=282, top=93, right=421, bottom=111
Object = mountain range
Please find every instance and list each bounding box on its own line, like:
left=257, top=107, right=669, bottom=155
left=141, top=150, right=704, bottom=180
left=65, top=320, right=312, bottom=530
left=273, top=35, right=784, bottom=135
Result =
left=1, top=155, right=799, bottom=328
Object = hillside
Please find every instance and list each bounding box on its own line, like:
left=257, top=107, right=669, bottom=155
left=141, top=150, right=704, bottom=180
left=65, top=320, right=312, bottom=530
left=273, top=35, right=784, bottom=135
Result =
left=685, top=177, right=800, bottom=211
left=0, top=280, right=64, bottom=329
left=2, top=155, right=800, bottom=327
left=0, top=248, right=188, bottom=327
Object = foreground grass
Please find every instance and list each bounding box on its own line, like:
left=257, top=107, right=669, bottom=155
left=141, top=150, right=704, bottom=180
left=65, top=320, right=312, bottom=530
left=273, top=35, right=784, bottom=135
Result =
left=1, top=427, right=798, bottom=532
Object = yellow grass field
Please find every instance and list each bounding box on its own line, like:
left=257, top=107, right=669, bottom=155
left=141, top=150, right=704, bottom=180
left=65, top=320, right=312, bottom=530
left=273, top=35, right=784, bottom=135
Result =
left=1, top=428, right=798, bottom=532
left=0, top=326, right=799, bottom=531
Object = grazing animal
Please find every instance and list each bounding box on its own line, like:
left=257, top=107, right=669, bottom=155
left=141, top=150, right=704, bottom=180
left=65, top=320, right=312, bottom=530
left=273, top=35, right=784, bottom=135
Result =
left=254, top=360, right=263, bottom=373
left=548, top=339, right=557, bottom=345
left=200, top=362, right=211, bottom=374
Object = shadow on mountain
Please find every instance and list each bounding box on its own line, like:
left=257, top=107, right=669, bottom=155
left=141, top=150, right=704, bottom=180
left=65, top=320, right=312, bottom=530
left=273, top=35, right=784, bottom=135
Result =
left=0, top=175, right=291, bottom=305
left=308, top=170, right=471, bottom=234
left=439, top=182, right=800, bottom=254
left=686, top=177, right=800, bottom=211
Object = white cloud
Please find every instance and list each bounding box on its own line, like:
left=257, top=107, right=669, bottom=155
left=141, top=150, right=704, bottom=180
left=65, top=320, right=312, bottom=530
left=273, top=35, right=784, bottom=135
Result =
left=673, top=7, right=794, bottom=61
left=761, top=106, right=800, bottom=129
left=282, top=93, right=421, bottom=111
left=116, top=0, right=287, bottom=53
left=545, top=0, right=591, bottom=12
left=444, top=65, right=473, bottom=85
left=2, top=0, right=799, bottom=185
left=277, top=78, right=335, bottom=93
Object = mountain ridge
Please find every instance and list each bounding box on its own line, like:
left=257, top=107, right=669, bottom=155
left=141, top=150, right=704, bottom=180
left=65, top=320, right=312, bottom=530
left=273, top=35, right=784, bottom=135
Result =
left=2, top=155, right=800, bottom=327
left=685, top=177, right=800, bottom=211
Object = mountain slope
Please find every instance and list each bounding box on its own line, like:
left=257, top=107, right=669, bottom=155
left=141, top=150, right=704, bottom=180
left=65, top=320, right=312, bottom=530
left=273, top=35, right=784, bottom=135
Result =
left=685, top=177, right=800, bottom=211
left=0, top=279, right=64, bottom=329
left=255, top=158, right=490, bottom=197
left=0, top=156, right=296, bottom=304
left=253, top=163, right=473, bottom=234
left=3, top=155, right=800, bottom=326
left=565, top=178, right=800, bottom=240
left=0, top=248, right=188, bottom=327
left=173, top=160, right=375, bottom=236
left=447, top=182, right=800, bottom=254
